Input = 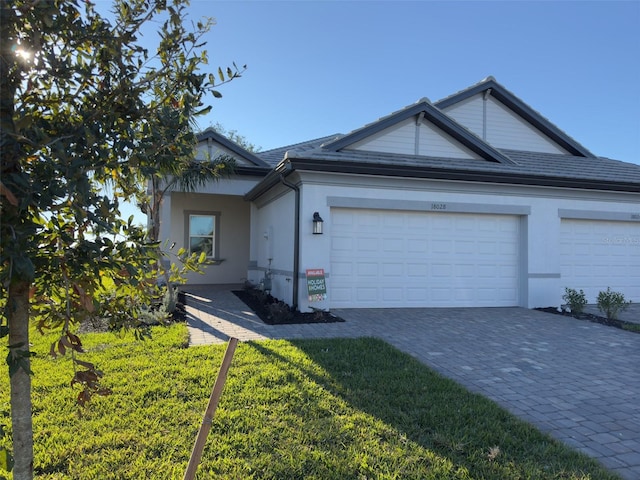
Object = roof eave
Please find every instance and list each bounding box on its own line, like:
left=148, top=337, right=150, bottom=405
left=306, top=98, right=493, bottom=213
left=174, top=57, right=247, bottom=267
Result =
left=243, top=160, right=292, bottom=201
left=286, top=158, right=640, bottom=194
left=197, top=128, right=271, bottom=167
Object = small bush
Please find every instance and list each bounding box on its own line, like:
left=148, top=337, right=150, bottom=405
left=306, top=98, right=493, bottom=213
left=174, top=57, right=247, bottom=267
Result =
left=562, top=288, right=588, bottom=314
left=267, top=301, right=294, bottom=323
left=597, top=287, right=632, bottom=320
left=162, top=286, right=178, bottom=314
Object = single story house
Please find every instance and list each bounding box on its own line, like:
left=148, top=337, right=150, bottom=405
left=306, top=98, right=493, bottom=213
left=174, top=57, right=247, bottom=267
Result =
left=157, top=77, right=640, bottom=312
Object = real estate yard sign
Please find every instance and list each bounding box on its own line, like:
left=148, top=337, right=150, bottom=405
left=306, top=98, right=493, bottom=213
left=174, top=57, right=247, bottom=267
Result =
left=306, top=269, right=327, bottom=302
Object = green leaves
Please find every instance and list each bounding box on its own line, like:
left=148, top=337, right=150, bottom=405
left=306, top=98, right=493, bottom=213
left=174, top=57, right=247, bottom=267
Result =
left=0, top=447, right=13, bottom=475
left=6, top=343, right=35, bottom=378
left=0, top=1, right=247, bottom=473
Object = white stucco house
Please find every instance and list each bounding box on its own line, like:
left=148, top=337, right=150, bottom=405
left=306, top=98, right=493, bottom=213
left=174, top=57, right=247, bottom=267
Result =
left=157, top=77, right=640, bottom=313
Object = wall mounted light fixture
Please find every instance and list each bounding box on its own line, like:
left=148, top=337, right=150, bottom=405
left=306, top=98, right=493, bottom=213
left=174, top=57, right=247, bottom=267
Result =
left=312, top=212, right=324, bottom=235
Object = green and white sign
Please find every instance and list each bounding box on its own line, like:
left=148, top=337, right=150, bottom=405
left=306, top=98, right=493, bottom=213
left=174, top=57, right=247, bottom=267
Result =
left=306, top=269, right=327, bottom=302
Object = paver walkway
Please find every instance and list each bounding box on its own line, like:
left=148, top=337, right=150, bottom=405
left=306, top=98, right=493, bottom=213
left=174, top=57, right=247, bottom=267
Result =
left=184, top=285, right=640, bottom=480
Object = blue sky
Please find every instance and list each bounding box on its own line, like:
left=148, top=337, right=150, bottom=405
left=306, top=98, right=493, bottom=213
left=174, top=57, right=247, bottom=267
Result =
left=104, top=0, right=639, bottom=223
left=179, top=0, right=639, bottom=164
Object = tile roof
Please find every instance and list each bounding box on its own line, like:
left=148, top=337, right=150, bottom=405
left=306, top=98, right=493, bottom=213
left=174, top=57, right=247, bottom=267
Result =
left=257, top=134, right=341, bottom=166
left=211, top=77, right=639, bottom=194
left=283, top=147, right=640, bottom=189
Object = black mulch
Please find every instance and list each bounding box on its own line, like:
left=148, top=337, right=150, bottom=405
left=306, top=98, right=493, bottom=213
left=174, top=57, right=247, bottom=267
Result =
left=232, top=289, right=345, bottom=325
left=535, top=307, right=639, bottom=333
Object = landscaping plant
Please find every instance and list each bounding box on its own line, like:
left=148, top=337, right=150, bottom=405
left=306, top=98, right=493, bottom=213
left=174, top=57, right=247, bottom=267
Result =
left=597, top=287, right=632, bottom=321
left=0, top=1, right=243, bottom=477
left=562, top=287, right=588, bottom=314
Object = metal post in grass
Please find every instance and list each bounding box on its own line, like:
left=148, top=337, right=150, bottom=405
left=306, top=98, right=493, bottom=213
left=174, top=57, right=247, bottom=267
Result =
left=183, top=337, right=239, bottom=480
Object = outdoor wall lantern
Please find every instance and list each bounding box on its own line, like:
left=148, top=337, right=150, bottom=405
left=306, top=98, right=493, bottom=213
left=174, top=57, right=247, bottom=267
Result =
left=312, top=212, right=324, bottom=235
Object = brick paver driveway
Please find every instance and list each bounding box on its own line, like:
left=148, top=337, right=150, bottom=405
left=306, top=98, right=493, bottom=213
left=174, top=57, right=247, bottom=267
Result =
left=335, top=307, right=640, bottom=480
left=185, top=287, right=640, bottom=479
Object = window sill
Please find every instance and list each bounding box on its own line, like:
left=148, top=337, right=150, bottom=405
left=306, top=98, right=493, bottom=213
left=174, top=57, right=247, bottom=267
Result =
left=207, top=258, right=226, bottom=265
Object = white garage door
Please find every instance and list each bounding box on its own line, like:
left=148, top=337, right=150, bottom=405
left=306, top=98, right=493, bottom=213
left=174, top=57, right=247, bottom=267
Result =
left=330, top=208, right=520, bottom=308
left=560, top=219, right=640, bottom=302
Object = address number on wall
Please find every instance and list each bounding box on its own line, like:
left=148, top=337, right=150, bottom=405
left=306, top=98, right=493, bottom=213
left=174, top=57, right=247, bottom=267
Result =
left=431, top=203, right=447, bottom=210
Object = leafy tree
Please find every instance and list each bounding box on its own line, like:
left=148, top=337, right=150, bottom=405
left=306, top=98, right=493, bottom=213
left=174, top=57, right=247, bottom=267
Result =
left=0, top=1, right=243, bottom=478
left=209, top=121, right=261, bottom=152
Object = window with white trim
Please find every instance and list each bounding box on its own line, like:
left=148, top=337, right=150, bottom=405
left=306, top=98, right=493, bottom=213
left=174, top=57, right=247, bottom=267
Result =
left=188, top=214, right=216, bottom=258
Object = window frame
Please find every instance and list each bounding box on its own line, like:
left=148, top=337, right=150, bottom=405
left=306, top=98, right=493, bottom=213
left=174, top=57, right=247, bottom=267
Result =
left=184, top=210, right=221, bottom=260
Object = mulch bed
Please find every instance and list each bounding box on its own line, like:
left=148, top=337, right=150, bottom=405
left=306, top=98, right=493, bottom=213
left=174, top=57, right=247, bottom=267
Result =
left=232, top=289, right=344, bottom=325
left=535, top=307, right=639, bottom=333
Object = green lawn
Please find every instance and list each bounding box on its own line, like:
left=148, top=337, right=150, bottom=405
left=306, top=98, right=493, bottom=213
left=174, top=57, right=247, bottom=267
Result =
left=0, top=324, right=619, bottom=479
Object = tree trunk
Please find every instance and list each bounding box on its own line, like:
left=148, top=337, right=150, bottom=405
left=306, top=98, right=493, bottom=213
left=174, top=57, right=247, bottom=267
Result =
left=8, top=280, right=33, bottom=480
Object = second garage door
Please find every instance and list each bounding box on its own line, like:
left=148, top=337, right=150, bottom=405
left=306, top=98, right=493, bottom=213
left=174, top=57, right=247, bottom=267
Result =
left=560, top=219, right=640, bottom=302
left=330, top=208, right=520, bottom=308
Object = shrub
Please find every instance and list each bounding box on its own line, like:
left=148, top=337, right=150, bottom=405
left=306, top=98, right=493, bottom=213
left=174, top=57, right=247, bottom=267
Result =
left=562, top=288, right=588, bottom=314
left=597, top=287, right=632, bottom=320
left=267, top=301, right=294, bottom=323
left=162, top=286, right=178, bottom=314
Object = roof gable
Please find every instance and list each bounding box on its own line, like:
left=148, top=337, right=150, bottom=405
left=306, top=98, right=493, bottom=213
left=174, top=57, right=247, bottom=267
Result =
left=196, top=128, right=270, bottom=168
left=321, top=99, right=516, bottom=165
left=435, top=77, right=594, bottom=157
left=348, top=118, right=483, bottom=160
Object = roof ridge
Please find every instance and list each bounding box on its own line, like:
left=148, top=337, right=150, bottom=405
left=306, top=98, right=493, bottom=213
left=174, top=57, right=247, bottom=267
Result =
left=434, top=77, right=595, bottom=158
left=259, top=134, right=342, bottom=154
left=433, top=76, right=495, bottom=105
left=196, top=128, right=270, bottom=167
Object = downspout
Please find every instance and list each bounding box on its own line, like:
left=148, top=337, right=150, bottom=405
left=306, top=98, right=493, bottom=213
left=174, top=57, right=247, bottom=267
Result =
left=279, top=174, right=300, bottom=310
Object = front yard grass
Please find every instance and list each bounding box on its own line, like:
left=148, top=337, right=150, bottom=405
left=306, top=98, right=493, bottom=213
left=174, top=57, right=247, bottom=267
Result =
left=0, top=324, right=619, bottom=479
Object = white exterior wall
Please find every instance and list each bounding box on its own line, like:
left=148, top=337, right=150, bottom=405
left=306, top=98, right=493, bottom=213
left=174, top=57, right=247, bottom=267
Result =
left=443, top=94, right=570, bottom=154
left=441, top=96, right=484, bottom=136
left=249, top=183, right=297, bottom=304
left=486, top=98, right=568, bottom=154
left=280, top=172, right=640, bottom=311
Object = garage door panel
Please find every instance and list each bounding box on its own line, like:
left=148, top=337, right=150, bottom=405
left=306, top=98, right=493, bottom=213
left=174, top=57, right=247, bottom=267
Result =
left=383, top=288, right=403, bottom=301
left=407, top=239, right=428, bottom=253
left=498, top=288, right=518, bottom=302
left=478, top=241, right=497, bottom=255
left=330, top=208, right=520, bottom=307
left=382, top=263, right=403, bottom=276
left=560, top=219, right=640, bottom=302
left=432, top=263, right=452, bottom=278
left=407, top=263, right=428, bottom=277
left=356, top=287, right=377, bottom=302
left=331, top=262, right=352, bottom=277
left=357, top=237, right=378, bottom=251
left=455, top=217, right=476, bottom=231
left=455, top=264, right=475, bottom=277
left=382, top=238, right=404, bottom=253
left=432, top=240, right=452, bottom=254
left=331, top=236, right=352, bottom=252
left=431, top=288, right=452, bottom=302
left=357, top=262, right=378, bottom=277
left=455, top=240, right=475, bottom=254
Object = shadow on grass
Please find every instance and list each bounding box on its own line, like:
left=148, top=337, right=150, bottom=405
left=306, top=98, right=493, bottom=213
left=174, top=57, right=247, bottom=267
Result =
left=247, top=338, right=619, bottom=480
